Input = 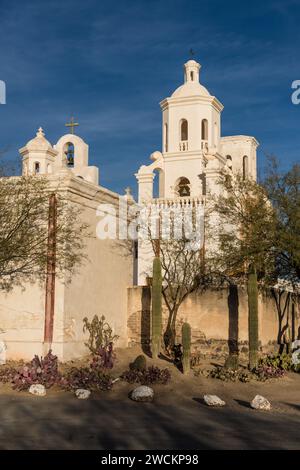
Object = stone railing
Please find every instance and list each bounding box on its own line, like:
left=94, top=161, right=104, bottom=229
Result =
left=179, top=140, right=188, bottom=151
left=149, top=196, right=205, bottom=207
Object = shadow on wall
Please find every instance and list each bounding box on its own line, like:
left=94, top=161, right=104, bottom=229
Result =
left=228, top=284, right=239, bottom=356
left=141, top=287, right=151, bottom=356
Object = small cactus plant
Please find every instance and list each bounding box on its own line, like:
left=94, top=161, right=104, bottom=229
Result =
left=182, top=322, right=191, bottom=375
left=247, top=263, right=259, bottom=370
left=151, top=257, right=162, bottom=359
left=130, top=354, right=147, bottom=371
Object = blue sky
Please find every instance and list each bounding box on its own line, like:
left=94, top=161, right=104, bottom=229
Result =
left=0, top=0, right=299, bottom=194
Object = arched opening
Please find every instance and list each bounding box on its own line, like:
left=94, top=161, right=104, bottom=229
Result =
left=153, top=168, right=165, bottom=198
left=243, top=155, right=249, bottom=180
left=176, top=177, right=191, bottom=197
left=190, top=71, right=194, bottom=81
left=201, top=119, right=208, bottom=141
left=164, top=123, right=168, bottom=152
left=47, top=163, right=52, bottom=174
left=64, top=142, right=75, bottom=167
left=180, top=119, right=188, bottom=141
left=226, top=155, right=232, bottom=170
left=34, top=162, right=40, bottom=174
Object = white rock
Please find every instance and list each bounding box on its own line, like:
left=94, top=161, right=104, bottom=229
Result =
left=29, top=384, right=46, bottom=397
left=250, top=395, right=271, bottom=410
left=0, top=341, right=6, bottom=365
left=75, top=389, right=91, bottom=400
left=131, top=386, right=154, bottom=402
left=203, top=394, right=226, bottom=406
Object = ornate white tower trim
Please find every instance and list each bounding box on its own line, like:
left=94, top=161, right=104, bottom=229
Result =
left=136, top=59, right=259, bottom=205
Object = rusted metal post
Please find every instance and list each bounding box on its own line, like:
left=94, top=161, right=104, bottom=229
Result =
left=43, top=193, right=57, bottom=351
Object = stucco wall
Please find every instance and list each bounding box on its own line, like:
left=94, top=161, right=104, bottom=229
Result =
left=0, top=174, right=133, bottom=361
left=127, top=286, right=299, bottom=348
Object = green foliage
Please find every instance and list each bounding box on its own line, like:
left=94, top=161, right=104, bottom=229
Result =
left=212, top=171, right=277, bottom=282
left=83, top=315, right=119, bottom=355
left=151, top=257, right=162, bottom=358
left=247, top=264, right=259, bottom=370
left=258, top=353, right=300, bottom=372
left=208, top=363, right=285, bottom=383
left=130, top=355, right=147, bottom=371
left=264, top=158, right=300, bottom=281
left=121, top=366, right=171, bottom=385
left=209, top=366, right=251, bottom=383
left=181, top=322, right=191, bottom=375
left=61, top=366, right=113, bottom=392
left=0, top=176, right=88, bottom=291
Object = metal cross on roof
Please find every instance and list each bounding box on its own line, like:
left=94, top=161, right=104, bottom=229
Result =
left=65, top=116, right=79, bottom=134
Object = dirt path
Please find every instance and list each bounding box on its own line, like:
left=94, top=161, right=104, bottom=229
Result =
left=0, top=347, right=299, bottom=449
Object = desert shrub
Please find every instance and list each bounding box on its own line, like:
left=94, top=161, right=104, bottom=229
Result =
left=130, top=355, right=147, bottom=371
left=121, top=366, right=171, bottom=385
left=61, top=366, right=113, bottom=391
left=207, top=362, right=286, bottom=383
left=259, top=353, right=292, bottom=371
left=254, top=365, right=285, bottom=381
left=0, top=364, right=17, bottom=383
left=208, top=366, right=251, bottom=383
left=12, top=350, right=60, bottom=391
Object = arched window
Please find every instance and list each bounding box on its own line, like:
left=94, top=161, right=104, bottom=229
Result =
left=176, top=177, right=191, bottom=197
left=226, top=155, right=232, bottom=170
left=180, top=119, right=188, bottom=141
left=164, top=123, right=168, bottom=152
left=64, top=142, right=75, bottom=167
left=34, top=162, right=40, bottom=174
left=243, top=155, right=249, bottom=180
left=201, top=119, right=208, bottom=141
left=190, top=71, right=194, bottom=81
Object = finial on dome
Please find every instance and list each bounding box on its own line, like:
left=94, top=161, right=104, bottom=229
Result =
left=184, top=59, right=201, bottom=84
left=36, top=127, right=45, bottom=137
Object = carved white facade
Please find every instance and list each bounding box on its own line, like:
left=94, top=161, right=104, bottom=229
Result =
left=135, top=59, right=259, bottom=285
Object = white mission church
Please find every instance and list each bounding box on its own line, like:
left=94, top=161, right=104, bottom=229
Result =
left=0, top=59, right=259, bottom=360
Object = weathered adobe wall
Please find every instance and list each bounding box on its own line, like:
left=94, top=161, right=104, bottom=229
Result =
left=127, top=286, right=300, bottom=350
left=0, top=174, right=133, bottom=361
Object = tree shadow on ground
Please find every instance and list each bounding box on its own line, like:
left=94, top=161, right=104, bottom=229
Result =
left=234, top=399, right=252, bottom=409
left=0, top=392, right=300, bottom=449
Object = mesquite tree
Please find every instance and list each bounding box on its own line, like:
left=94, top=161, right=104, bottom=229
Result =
left=149, top=232, right=205, bottom=352
left=0, top=175, right=88, bottom=291
left=212, top=171, right=277, bottom=368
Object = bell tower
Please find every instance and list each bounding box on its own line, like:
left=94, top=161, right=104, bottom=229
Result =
left=136, top=59, right=224, bottom=202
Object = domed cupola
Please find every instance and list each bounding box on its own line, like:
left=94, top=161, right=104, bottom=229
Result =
left=172, top=60, right=211, bottom=98
left=19, top=127, right=58, bottom=175
left=160, top=59, right=223, bottom=155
